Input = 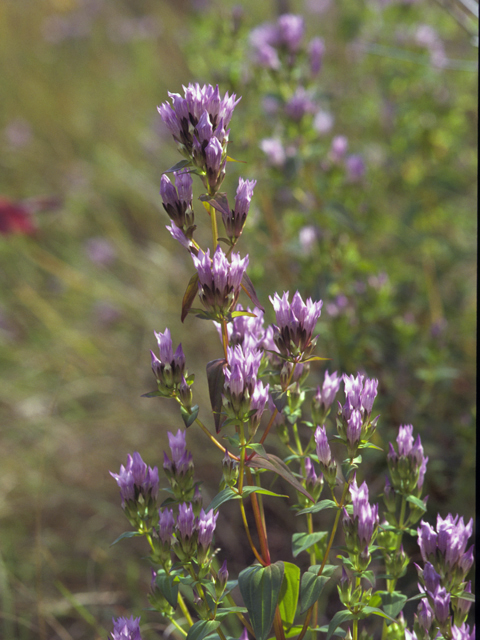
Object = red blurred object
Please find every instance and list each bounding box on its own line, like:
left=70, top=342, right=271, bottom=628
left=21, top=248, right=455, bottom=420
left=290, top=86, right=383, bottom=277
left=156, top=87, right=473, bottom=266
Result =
left=0, top=196, right=62, bottom=236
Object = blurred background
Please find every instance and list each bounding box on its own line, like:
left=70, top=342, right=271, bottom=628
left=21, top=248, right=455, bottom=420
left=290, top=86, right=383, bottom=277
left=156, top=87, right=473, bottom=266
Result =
left=0, top=0, right=476, bottom=638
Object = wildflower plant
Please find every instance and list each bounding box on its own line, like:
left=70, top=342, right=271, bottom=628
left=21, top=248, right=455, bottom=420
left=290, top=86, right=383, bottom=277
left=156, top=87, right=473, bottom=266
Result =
left=109, top=82, right=474, bottom=640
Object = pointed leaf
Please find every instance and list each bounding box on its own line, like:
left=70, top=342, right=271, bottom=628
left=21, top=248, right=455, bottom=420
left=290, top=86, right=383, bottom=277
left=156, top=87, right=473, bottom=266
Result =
left=206, top=358, right=227, bottom=433
left=326, top=610, right=356, bottom=640
left=180, top=404, right=199, bottom=428
left=296, top=500, right=337, bottom=516
left=246, top=454, right=314, bottom=502
left=242, top=486, right=288, bottom=499
left=361, top=606, right=396, bottom=622
left=206, top=487, right=240, bottom=512
left=269, top=390, right=289, bottom=413
left=155, top=570, right=180, bottom=608
left=110, top=531, right=142, bottom=546
left=299, top=572, right=329, bottom=614
left=406, top=495, right=427, bottom=511
left=278, top=562, right=300, bottom=630
left=186, top=620, right=221, bottom=640
left=241, top=273, right=265, bottom=312
left=292, top=532, right=328, bottom=558
left=377, top=591, right=408, bottom=618
left=226, top=155, right=246, bottom=163
left=181, top=272, right=200, bottom=323
left=246, top=442, right=266, bottom=456
left=164, top=159, right=193, bottom=173
left=238, top=562, right=285, bottom=640
left=141, top=390, right=163, bottom=398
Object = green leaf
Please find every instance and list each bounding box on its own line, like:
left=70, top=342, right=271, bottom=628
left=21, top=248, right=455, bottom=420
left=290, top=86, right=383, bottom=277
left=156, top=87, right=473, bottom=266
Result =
left=246, top=454, right=314, bottom=502
left=278, top=562, right=300, bottom=630
left=214, top=606, right=248, bottom=620
left=206, top=358, right=227, bottom=433
left=377, top=591, right=408, bottom=618
left=186, top=620, right=221, bottom=640
left=180, top=404, right=199, bottom=428
left=110, top=531, right=142, bottom=546
left=223, top=433, right=240, bottom=448
left=406, top=495, right=427, bottom=511
left=326, top=610, right=356, bottom=640
left=299, top=572, right=329, bottom=614
left=141, top=389, right=163, bottom=398
left=292, top=532, right=328, bottom=558
left=296, top=500, right=337, bottom=515
left=226, top=155, right=246, bottom=163
left=181, top=272, right=199, bottom=323
left=206, top=487, right=239, bottom=512
left=155, top=570, right=180, bottom=608
left=457, top=591, right=475, bottom=602
left=246, top=442, right=267, bottom=456
left=164, top=159, right=192, bottom=173
left=238, top=562, right=285, bottom=640
left=361, top=606, right=396, bottom=622
left=242, top=486, right=288, bottom=499
left=266, top=625, right=304, bottom=640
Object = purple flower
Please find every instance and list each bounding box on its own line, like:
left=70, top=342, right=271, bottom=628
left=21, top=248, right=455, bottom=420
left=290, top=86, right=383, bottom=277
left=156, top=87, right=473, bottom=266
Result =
left=151, top=328, right=186, bottom=390
left=313, top=110, right=334, bottom=134
left=329, top=136, right=348, bottom=163
left=346, top=154, right=366, bottom=182
left=205, top=136, right=226, bottom=192
left=349, top=479, right=379, bottom=547
left=192, top=246, right=249, bottom=317
left=160, top=171, right=193, bottom=230
left=285, top=87, right=315, bottom=121
left=422, top=561, right=441, bottom=593
left=456, top=581, right=473, bottom=619
left=163, top=429, right=193, bottom=476
left=197, top=508, right=219, bottom=548
left=177, top=503, right=196, bottom=539
left=417, top=521, right=438, bottom=562
left=277, top=14, right=305, bottom=52
left=451, top=623, right=476, bottom=640
left=158, top=508, right=176, bottom=545
left=299, top=225, right=318, bottom=254
left=388, top=425, right=429, bottom=494
left=315, top=425, right=332, bottom=466
left=308, top=36, right=325, bottom=75
left=260, top=138, right=286, bottom=166
left=110, top=453, right=159, bottom=507
left=432, top=586, right=451, bottom=624
left=223, top=177, right=257, bottom=241
left=270, top=290, right=323, bottom=358
left=166, top=223, right=192, bottom=250
left=346, top=409, right=362, bottom=448
left=437, top=514, right=473, bottom=569
left=417, top=598, right=434, bottom=631
left=111, top=616, right=142, bottom=640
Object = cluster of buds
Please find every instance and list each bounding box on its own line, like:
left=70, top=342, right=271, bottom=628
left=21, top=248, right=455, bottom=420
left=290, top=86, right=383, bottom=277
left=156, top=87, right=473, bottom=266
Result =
left=312, top=369, right=342, bottom=424
left=342, top=478, right=379, bottom=570
left=110, top=452, right=159, bottom=530
left=387, top=424, right=428, bottom=496
left=150, top=328, right=191, bottom=402
left=171, top=502, right=219, bottom=565
left=158, top=83, right=240, bottom=194
left=163, top=430, right=195, bottom=502
left=314, top=425, right=337, bottom=488
left=270, top=290, right=323, bottom=360
left=336, top=373, right=379, bottom=455
left=192, top=246, right=249, bottom=320
left=160, top=170, right=195, bottom=237
left=221, top=450, right=239, bottom=488
left=303, top=457, right=324, bottom=503
left=222, top=343, right=269, bottom=436
left=110, top=616, right=142, bottom=640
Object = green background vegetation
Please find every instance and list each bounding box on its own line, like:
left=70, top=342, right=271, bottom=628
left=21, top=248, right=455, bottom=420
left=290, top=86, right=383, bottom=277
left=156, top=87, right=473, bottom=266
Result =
left=0, top=0, right=476, bottom=638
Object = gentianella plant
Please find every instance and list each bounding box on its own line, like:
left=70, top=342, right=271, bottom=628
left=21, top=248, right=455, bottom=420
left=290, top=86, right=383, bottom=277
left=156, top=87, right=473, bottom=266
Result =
left=109, top=83, right=474, bottom=640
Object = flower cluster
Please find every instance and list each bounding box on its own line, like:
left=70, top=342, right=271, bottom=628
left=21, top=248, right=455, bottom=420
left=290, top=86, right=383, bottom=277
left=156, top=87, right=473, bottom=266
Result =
left=387, top=424, right=428, bottom=495
left=111, top=616, right=142, bottom=640
left=163, top=429, right=195, bottom=500
left=110, top=452, right=159, bottom=528
left=342, top=478, right=379, bottom=569
left=158, top=83, right=240, bottom=194
left=150, top=328, right=187, bottom=396
left=160, top=170, right=195, bottom=236
left=312, top=369, right=342, bottom=423
left=336, top=373, right=379, bottom=453
left=270, top=290, right=323, bottom=359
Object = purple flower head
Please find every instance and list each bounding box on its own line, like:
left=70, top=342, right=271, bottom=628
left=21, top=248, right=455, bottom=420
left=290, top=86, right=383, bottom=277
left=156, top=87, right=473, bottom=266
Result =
left=417, top=598, right=434, bottom=631
left=151, top=329, right=186, bottom=390
left=349, top=479, right=379, bottom=546
left=111, top=616, right=142, bottom=640
left=343, top=373, right=364, bottom=410
left=423, top=561, right=441, bottom=593
left=417, top=520, right=438, bottom=562
left=437, top=514, right=473, bottom=569
left=218, top=559, right=229, bottom=588
left=249, top=380, right=270, bottom=432
left=314, top=425, right=332, bottom=466
left=285, top=87, right=315, bottom=121
left=433, top=586, right=451, bottom=624
left=346, top=409, right=362, bottom=448
left=346, top=154, right=366, bottom=182
left=192, top=246, right=249, bottom=316
left=205, top=136, right=226, bottom=191
left=304, top=457, right=317, bottom=484
left=270, top=290, right=322, bottom=358
left=361, top=378, right=378, bottom=415
left=308, top=36, right=325, bottom=75
left=158, top=507, right=175, bottom=545
left=277, top=14, right=305, bottom=52
left=223, top=177, right=256, bottom=241
left=164, top=429, right=193, bottom=476
left=260, top=138, right=286, bottom=167
left=458, top=545, right=474, bottom=575
left=397, top=424, right=414, bottom=456
left=168, top=429, right=187, bottom=464
left=166, top=223, right=192, bottom=250
left=177, top=503, right=196, bottom=540
left=228, top=305, right=265, bottom=348
left=110, top=453, right=159, bottom=506
left=160, top=171, right=194, bottom=229
left=197, top=508, right=219, bottom=548
left=320, top=370, right=341, bottom=409
left=330, top=135, right=349, bottom=163
left=451, top=624, right=475, bottom=640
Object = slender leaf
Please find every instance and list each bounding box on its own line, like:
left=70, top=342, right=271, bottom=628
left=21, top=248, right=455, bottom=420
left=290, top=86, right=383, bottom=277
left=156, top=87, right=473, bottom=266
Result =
left=110, top=531, right=142, bottom=546
left=292, top=532, right=328, bottom=558
left=296, top=500, right=337, bottom=515
left=278, top=563, right=300, bottom=629
left=246, top=442, right=266, bottom=456
left=204, top=192, right=231, bottom=218
left=186, top=620, right=221, bottom=640
left=361, top=606, right=396, bottom=622
left=141, top=389, right=163, bottom=398
left=246, top=454, right=314, bottom=502
left=206, top=487, right=239, bottom=512
left=181, top=272, right=199, bottom=323
left=206, top=358, right=226, bottom=433
left=299, top=573, right=329, bottom=614
left=242, top=486, right=288, bottom=499
left=326, top=610, right=356, bottom=640
left=238, top=562, right=285, bottom=640
left=164, top=159, right=192, bottom=173
left=406, top=495, right=427, bottom=511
